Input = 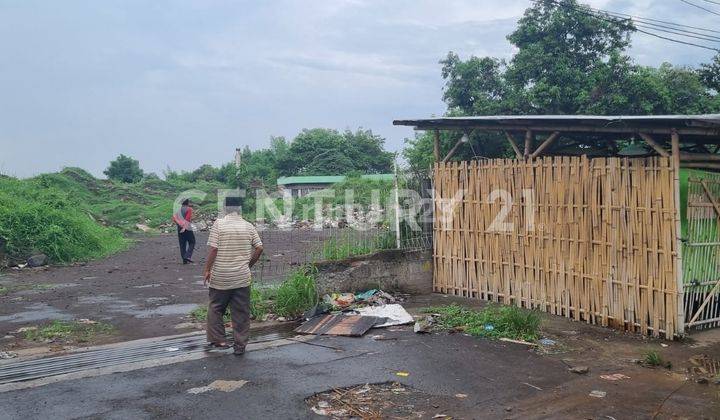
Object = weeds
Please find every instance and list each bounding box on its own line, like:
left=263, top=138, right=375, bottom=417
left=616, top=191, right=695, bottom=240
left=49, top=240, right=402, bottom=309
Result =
left=274, top=267, right=318, bottom=318
left=643, top=350, right=672, bottom=369
left=23, top=320, right=113, bottom=343
left=425, top=303, right=542, bottom=342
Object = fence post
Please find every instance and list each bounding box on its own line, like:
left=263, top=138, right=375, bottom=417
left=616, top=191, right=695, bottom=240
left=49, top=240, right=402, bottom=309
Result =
left=393, top=159, right=401, bottom=249
left=672, top=129, right=685, bottom=336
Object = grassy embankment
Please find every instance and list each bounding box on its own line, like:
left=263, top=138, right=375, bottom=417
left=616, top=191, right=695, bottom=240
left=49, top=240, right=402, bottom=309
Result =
left=0, top=167, right=224, bottom=265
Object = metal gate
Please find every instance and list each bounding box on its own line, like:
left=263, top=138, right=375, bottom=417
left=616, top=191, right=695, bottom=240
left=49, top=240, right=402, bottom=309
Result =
left=684, top=174, right=720, bottom=329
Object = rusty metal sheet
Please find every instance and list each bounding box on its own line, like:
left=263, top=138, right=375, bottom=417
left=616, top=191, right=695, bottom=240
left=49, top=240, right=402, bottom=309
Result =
left=294, top=314, right=379, bottom=336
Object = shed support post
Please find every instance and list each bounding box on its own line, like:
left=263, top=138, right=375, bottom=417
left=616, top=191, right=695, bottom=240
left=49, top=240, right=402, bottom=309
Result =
left=530, top=131, right=560, bottom=159
left=671, top=129, right=685, bottom=336
left=523, top=130, right=533, bottom=158
left=504, top=131, right=523, bottom=158
left=442, top=135, right=465, bottom=163
left=433, top=130, right=441, bottom=162
left=638, top=133, right=669, bottom=157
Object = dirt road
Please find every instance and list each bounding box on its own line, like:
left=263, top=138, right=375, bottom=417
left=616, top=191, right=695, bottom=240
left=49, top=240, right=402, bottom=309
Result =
left=0, top=229, right=333, bottom=351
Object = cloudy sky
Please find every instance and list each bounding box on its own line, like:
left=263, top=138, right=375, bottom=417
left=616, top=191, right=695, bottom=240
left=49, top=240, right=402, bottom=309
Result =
left=1, top=0, right=718, bottom=178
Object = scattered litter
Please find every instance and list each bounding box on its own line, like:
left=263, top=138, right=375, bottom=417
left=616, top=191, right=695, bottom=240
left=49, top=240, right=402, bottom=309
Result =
left=396, top=371, right=410, bottom=377
left=187, top=379, right=248, bottom=394
left=522, top=382, right=542, bottom=391
left=500, top=338, right=538, bottom=347
left=354, top=304, right=414, bottom=328
left=333, top=293, right=356, bottom=308
left=432, top=415, right=449, bottom=419
left=354, top=289, right=378, bottom=301
left=0, top=351, right=18, bottom=359
left=600, top=373, right=630, bottom=381
left=454, top=393, right=468, bottom=399
left=538, top=338, right=556, bottom=346
left=308, top=381, right=428, bottom=418
left=589, top=390, right=606, bottom=398
left=15, top=326, right=37, bottom=333
left=295, top=314, right=379, bottom=336
left=164, top=347, right=180, bottom=352
left=569, top=366, right=589, bottom=374
left=77, top=319, right=98, bottom=325
left=484, top=324, right=494, bottom=331
left=414, top=315, right=437, bottom=333
left=660, top=343, right=668, bottom=348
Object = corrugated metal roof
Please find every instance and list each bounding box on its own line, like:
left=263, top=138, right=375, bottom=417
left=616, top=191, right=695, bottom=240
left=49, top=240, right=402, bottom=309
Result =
left=393, top=114, right=720, bottom=136
left=277, top=174, right=394, bottom=186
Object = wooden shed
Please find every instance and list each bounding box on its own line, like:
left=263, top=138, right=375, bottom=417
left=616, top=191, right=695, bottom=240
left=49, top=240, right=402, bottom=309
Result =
left=394, top=115, right=720, bottom=338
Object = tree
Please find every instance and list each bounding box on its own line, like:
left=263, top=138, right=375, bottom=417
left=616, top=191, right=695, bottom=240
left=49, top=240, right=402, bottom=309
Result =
left=277, top=128, right=394, bottom=176
left=403, top=0, right=720, bottom=169
left=699, top=53, right=720, bottom=92
left=104, top=154, right=143, bottom=183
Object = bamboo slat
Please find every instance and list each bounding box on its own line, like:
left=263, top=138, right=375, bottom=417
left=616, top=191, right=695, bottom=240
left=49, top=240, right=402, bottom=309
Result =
left=433, top=157, right=680, bottom=338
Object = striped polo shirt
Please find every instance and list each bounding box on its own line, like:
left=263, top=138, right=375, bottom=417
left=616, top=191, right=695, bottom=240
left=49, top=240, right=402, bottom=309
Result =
left=207, top=213, right=262, bottom=290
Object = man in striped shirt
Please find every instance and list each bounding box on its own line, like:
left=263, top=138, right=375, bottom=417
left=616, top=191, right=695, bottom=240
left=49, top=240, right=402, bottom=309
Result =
left=202, top=196, right=263, bottom=355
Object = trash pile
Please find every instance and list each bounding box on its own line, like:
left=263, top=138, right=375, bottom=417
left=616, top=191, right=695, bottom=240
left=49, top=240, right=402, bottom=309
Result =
left=295, top=289, right=413, bottom=337
left=307, top=382, right=447, bottom=419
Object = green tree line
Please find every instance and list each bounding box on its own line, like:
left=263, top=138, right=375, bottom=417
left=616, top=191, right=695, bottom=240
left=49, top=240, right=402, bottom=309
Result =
left=403, top=0, right=720, bottom=171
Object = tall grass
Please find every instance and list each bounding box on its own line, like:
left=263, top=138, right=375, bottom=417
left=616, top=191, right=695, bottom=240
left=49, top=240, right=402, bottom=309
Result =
left=0, top=167, right=226, bottom=264
left=274, top=266, right=318, bottom=318
left=0, top=177, right=127, bottom=263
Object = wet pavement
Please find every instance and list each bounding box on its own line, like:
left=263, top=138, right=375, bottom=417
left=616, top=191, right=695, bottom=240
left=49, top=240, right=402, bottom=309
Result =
left=1, top=326, right=718, bottom=419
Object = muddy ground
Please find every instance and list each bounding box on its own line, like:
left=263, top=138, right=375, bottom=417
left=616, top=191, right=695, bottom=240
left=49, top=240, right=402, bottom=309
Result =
left=0, top=230, right=332, bottom=351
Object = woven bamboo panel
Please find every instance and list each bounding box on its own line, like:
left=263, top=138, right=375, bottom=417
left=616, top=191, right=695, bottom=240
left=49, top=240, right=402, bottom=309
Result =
left=433, top=157, right=680, bottom=338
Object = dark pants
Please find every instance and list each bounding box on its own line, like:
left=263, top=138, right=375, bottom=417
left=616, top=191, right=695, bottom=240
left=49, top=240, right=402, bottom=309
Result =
left=177, top=229, right=195, bottom=261
left=207, top=287, right=251, bottom=351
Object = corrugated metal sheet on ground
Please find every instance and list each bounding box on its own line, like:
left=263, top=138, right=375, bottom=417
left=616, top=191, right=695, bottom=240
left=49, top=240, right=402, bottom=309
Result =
left=295, top=314, right=379, bottom=336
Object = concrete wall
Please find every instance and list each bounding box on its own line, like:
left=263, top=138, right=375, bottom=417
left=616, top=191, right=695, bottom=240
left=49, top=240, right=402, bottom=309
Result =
left=313, top=249, right=432, bottom=295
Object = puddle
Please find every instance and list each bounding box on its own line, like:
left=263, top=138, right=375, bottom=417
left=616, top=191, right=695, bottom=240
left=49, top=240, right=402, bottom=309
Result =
left=0, top=303, right=73, bottom=323
left=145, top=297, right=170, bottom=304
left=133, top=283, right=165, bottom=289
left=132, top=303, right=199, bottom=318
left=77, top=295, right=117, bottom=304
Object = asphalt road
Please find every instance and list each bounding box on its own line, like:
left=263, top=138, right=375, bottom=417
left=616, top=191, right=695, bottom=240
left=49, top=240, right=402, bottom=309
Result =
left=3, top=325, right=716, bottom=419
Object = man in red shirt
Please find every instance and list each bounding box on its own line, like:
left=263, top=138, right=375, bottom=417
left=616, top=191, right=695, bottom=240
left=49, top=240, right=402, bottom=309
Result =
left=173, top=199, right=196, bottom=264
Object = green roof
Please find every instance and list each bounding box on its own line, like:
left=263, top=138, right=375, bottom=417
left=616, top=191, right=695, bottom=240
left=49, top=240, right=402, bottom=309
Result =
left=277, top=174, right=394, bottom=186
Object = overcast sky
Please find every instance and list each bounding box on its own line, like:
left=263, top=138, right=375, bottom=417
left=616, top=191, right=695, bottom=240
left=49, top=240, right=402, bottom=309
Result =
left=1, top=0, right=718, bottom=178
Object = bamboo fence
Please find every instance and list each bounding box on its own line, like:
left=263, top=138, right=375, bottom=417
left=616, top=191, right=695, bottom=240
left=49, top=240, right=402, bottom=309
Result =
left=433, top=157, right=681, bottom=338
left=684, top=173, right=720, bottom=329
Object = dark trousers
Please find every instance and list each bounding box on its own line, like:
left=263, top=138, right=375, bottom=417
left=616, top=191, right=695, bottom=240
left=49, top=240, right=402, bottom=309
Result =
left=207, top=287, right=251, bottom=351
left=177, top=229, right=195, bottom=261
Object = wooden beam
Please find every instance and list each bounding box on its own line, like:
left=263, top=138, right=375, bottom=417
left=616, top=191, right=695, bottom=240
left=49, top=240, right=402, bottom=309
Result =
left=442, top=136, right=465, bottom=163
left=638, top=133, right=669, bottom=157
left=433, top=130, right=440, bottom=162
left=523, top=130, right=533, bottom=158
left=530, top=131, right=561, bottom=159
left=504, top=131, right=523, bottom=158
left=680, top=162, right=720, bottom=170
left=680, top=152, right=720, bottom=162
left=671, top=129, right=685, bottom=335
